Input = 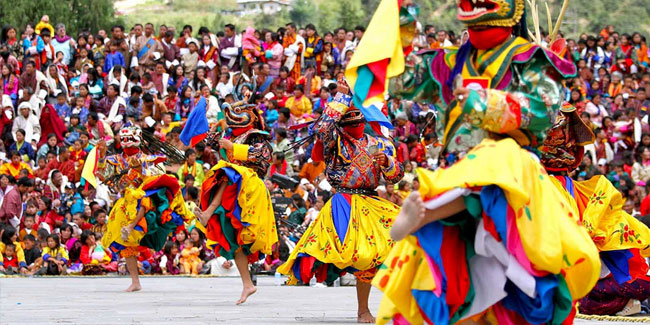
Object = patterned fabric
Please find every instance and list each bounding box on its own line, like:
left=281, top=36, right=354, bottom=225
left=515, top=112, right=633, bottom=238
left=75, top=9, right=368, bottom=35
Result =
left=374, top=139, right=601, bottom=324
left=227, top=129, right=272, bottom=177
left=579, top=277, right=650, bottom=315
left=278, top=193, right=399, bottom=284
left=313, top=110, right=403, bottom=190
left=200, top=161, right=277, bottom=259
left=102, top=175, right=191, bottom=253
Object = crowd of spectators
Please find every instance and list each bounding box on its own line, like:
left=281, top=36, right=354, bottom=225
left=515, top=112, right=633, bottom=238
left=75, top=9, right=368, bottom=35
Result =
left=0, top=15, right=647, bottom=276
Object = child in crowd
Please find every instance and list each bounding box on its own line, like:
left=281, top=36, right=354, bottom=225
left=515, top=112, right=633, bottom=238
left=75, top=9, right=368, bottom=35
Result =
left=180, top=238, right=201, bottom=275
left=71, top=97, right=90, bottom=124
left=72, top=213, right=92, bottom=231
left=103, top=42, right=125, bottom=73
left=54, top=92, right=71, bottom=120
left=34, top=157, right=49, bottom=180
left=23, top=234, right=42, bottom=273
left=19, top=214, right=37, bottom=241
left=41, top=234, right=68, bottom=275
left=3, top=243, right=18, bottom=274
left=91, top=209, right=108, bottom=237
left=155, top=241, right=180, bottom=275
left=69, top=139, right=87, bottom=164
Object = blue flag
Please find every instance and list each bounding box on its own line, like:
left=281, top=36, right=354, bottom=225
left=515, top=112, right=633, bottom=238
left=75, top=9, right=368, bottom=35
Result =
left=180, top=97, right=210, bottom=146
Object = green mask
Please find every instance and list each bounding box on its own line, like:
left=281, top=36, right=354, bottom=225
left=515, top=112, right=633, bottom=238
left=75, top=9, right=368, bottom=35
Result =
left=457, top=0, right=525, bottom=27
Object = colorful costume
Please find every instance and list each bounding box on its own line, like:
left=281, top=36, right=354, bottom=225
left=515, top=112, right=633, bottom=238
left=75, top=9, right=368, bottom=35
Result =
left=372, top=0, right=603, bottom=323
left=278, top=92, right=404, bottom=285
left=539, top=105, right=650, bottom=316
left=98, top=126, right=192, bottom=256
left=201, top=102, right=277, bottom=261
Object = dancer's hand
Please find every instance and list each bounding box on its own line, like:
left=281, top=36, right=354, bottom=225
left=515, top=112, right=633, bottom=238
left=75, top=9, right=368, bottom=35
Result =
left=219, top=139, right=233, bottom=152
left=453, top=87, right=470, bottom=107
left=97, top=139, right=107, bottom=158
left=373, top=152, right=389, bottom=167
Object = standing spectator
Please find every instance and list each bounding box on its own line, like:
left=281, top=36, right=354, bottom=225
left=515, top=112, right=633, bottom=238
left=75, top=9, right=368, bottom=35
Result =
left=0, top=177, right=33, bottom=226
left=303, top=24, right=323, bottom=75
left=2, top=26, right=23, bottom=62
left=51, top=24, right=75, bottom=66
left=161, top=30, right=180, bottom=66
left=264, top=32, right=283, bottom=78
left=1, top=64, right=19, bottom=104
left=182, top=39, right=199, bottom=78
left=220, top=24, right=241, bottom=72
left=283, top=23, right=303, bottom=81
left=132, top=23, right=163, bottom=71
left=103, top=41, right=126, bottom=74
left=199, top=34, right=219, bottom=84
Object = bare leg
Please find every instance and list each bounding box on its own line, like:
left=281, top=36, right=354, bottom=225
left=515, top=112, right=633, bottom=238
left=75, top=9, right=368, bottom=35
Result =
left=122, top=208, right=146, bottom=241
left=194, top=181, right=228, bottom=226
left=356, top=281, right=375, bottom=323
left=125, top=256, right=142, bottom=292
left=391, top=192, right=466, bottom=241
left=234, top=249, right=257, bottom=305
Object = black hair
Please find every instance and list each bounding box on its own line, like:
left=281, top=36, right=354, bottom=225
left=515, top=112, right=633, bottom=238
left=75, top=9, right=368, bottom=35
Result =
left=278, top=107, right=291, bottom=119
left=41, top=29, right=51, bottom=38
left=184, top=148, right=196, bottom=158
left=24, top=234, right=36, bottom=242
left=273, top=151, right=285, bottom=161
left=142, top=93, right=154, bottom=103
left=46, top=234, right=60, bottom=248
left=163, top=240, right=178, bottom=254
left=276, top=128, right=287, bottom=139
left=1, top=227, right=16, bottom=244
left=17, top=177, right=34, bottom=188
left=80, top=230, right=95, bottom=245
left=187, top=186, right=199, bottom=200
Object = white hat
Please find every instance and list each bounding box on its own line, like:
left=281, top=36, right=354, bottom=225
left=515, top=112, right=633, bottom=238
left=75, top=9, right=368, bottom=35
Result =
left=300, top=178, right=310, bottom=186
left=152, top=52, right=162, bottom=61
left=186, top=38, right=200, bottom=47
left=597, top=158, right=608, bottom=166
left=18, top=101, right=31, bottom=111
left=203, top=163, right=211, bottom=170
left=264, top=92, right=275, bottom=100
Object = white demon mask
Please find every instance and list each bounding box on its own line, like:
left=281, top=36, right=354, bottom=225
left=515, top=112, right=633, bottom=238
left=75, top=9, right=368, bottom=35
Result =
left=119, top=126, right=142, bottom=148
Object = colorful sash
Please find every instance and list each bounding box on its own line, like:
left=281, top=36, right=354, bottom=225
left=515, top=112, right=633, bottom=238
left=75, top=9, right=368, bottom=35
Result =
left=137, top=38, right=155, bottom=60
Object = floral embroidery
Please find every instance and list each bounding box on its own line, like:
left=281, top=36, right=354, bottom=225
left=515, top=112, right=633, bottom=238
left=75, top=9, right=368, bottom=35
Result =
left=590, top=191, right=606, bottom=205
left=379, top=215, right=393, bottom=229
left=612, top=223, right=640, bottom=245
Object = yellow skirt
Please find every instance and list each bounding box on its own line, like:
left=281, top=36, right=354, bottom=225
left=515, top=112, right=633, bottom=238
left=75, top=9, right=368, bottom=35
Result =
left=278, top=193, right=399, bottom=284
left=102, top=174, right=191, bottom=254
left=373, top=138, right=601, bottom=324
left=201, top=161, right=277, bottom=259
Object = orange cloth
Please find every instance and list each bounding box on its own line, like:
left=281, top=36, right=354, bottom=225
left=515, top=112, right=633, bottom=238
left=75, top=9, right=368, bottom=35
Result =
left=298, top=161, right=326, bottom=183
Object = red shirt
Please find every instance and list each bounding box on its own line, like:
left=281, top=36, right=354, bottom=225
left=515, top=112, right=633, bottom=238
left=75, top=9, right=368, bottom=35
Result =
left=3, top=255, right=18, bottom=268
left=80, top=245, right=92, bottom=265
left=641, top=195, right=650, bottom=216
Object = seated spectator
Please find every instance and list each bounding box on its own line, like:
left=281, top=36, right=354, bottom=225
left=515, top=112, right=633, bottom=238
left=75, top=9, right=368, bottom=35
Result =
left=9, top=128, right=36, bottom=162
left=22, top=234, right=41, bottom=273
left=268, top=152, right=294, bottom=178
left=177, top=148, right=205, bottom=187
left=19, top=214, right=37, bottom=241
left=91, top=209, right=108, bottom=237
left=154, top=241, right=180, bottom=275
left=180, top=238, right=201, bottom=275
left=273, top=128, right=294, bottom=165
left=40, top=234, right=68, bottom=275
left=12, top=102, right=40, bottom=145
left=0, top=151, right=32, bottom=178
left=284, top=85, right=312, bottom=120
left=298, top=159, right=325, bottom=183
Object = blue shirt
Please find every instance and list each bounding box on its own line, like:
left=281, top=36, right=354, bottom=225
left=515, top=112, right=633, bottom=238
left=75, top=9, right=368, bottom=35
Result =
left=104, top=52, right=126, bottom=73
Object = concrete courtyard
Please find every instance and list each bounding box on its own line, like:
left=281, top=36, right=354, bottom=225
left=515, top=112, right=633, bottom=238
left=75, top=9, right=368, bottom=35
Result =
left=0, top=275, right=615, bottom=324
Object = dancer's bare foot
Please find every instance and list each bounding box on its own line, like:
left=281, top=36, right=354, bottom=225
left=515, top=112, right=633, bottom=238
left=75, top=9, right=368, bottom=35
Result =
left=390, top=192, right=425, bottom=241
left=357, top=310, right=375, bottom=323
left=235, top=285, right=257, bottom=305
left=125, top=283, right=142, bottom=292
left=193, top=207, right=210, bottom=226
left=121, top=225, right=134, bottom=241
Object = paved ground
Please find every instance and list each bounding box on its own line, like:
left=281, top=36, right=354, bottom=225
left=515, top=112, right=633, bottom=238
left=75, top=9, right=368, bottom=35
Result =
left=0, top=275, right=614, bottom=324
left=0, top=276, right=380, bottom=324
